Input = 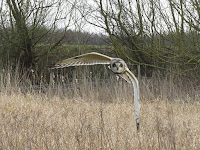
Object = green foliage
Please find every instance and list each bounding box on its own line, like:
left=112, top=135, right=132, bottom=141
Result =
left=0, top=0, right=200, bottom=80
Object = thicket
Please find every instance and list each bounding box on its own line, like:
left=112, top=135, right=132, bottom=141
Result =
left=84, top=0, right=200, bottom=78
left=0, top=0, right=200, bottom=83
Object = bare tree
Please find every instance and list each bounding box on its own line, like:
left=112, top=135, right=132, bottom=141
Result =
left=81, top=0, right=200, bottom=77
left=83, top=0, right=147, bottom=62
left=0, top=0, right=76, bottom=69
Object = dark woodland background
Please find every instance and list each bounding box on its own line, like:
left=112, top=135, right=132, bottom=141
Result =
left=0, top=0, right=199, bottom=84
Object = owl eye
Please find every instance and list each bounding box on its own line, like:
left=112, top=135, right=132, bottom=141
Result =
left=120, top=64, right=123, bottom=67
left=112, top=64, right=116, bottom=67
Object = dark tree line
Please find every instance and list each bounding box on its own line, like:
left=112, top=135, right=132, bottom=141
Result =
left=0, top=0, right=75, bottom=69
left=0, top=0, right=200, bottom=79
left=46, top=29, right=110, bottom=45
left=82, top=0, right=200, bottom=77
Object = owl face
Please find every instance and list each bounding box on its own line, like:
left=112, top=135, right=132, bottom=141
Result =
left=110, top=59, right=126, bottom=74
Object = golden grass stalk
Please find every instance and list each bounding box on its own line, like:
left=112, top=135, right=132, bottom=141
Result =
left=0, top=68, right=200, bottom=149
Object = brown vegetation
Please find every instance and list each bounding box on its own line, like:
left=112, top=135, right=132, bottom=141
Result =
left=0, top=71, right=199, bottom=149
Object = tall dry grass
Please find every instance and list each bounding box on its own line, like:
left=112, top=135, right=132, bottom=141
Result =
left=0, top=67, right=200, bottom=149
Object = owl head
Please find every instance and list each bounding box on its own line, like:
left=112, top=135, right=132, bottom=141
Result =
left=109, top=58, right=126, bottom=74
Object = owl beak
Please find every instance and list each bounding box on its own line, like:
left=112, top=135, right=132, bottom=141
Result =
left=108, top=65, right=111, bottom=69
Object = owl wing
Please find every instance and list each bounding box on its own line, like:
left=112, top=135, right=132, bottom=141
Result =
left=53, top=52, right=112, bottom=69
left=125, top=69, right=140, bottom=130
left=119, top=73, right=131, bottom=83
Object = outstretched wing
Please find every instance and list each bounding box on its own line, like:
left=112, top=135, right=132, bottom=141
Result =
left=125, top=69, right=140, bottom=130
left=119, top=73, right=131, bottom=83
left=53, top=52, right=112, bottom=69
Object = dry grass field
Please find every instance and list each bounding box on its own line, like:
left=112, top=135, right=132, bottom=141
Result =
left=0, top=72, right=200, bottom=149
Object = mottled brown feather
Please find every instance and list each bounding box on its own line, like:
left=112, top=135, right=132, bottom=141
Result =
left=54, top=52, right=112, bottom=68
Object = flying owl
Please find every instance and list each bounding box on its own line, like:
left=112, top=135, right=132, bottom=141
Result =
left=53, top=52, right=140, bottom=130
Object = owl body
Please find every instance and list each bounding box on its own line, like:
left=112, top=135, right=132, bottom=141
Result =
left=53, top=52, right=140, bottom=130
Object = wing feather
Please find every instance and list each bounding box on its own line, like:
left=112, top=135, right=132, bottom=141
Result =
left=53, top=52, right=112, bottom=69
left=125, top=69, right=140, bottom=130
left=119, top=73, right=131, bottom=83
